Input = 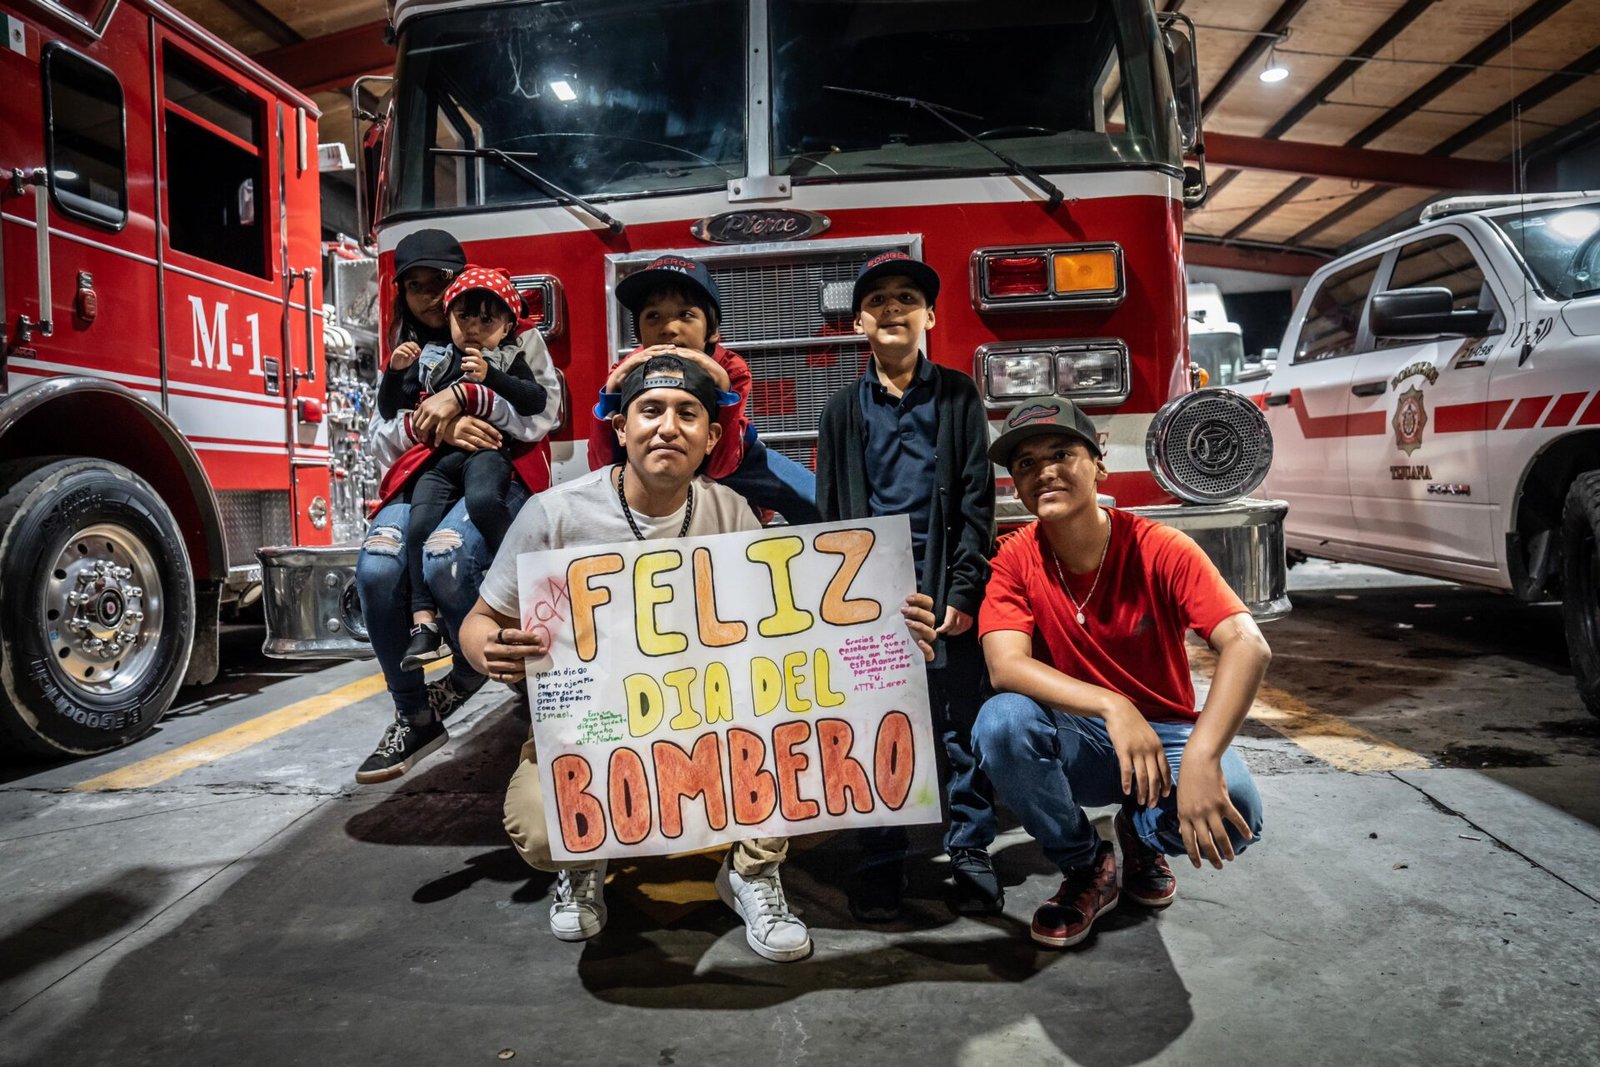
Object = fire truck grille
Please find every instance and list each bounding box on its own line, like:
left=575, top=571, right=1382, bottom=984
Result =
left=743, top=341, right=869, bottom=444
left=617, top=239, right=916, bottom=471
left=219, top=490, right=294, bottom=572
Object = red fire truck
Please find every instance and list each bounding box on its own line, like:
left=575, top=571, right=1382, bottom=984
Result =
left=0, top=0, right=335, bottom=754
left=263, top=0, right=1288, bottom=667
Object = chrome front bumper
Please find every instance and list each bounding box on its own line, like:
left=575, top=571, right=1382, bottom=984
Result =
left=259, top=497, right=1288, bottom=660
left=257, top=545, right=373, bottom=659
left=996, top=496, right=1290, bottom=620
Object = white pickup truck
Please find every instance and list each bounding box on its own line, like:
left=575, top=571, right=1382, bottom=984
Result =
left=1256, top=191, right=1600, bottom=715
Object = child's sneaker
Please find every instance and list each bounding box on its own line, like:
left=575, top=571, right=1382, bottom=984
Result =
left=1030, top=841, right=1118, bottom=948
left=400, top=621, right=449, bottom=671
left=1115, top=809, right=1177, bottom=908
left=354, top=718, right=448, bottom=784
left=716, top=855, right=812, bottom=962
left=550, top=862, right=608, bottom=941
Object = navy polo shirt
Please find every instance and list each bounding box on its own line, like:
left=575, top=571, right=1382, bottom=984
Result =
left=859, top=353, right=938, bottom=571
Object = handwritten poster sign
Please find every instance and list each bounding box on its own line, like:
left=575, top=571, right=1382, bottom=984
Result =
left=516, top=514, right=939, bottom=861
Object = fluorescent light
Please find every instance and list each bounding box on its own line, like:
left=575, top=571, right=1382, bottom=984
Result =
left=550, top=80, right=577, bottom=102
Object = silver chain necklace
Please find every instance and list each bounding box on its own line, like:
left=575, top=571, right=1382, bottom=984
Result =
left=1050, top=510, right=1112, bottom=627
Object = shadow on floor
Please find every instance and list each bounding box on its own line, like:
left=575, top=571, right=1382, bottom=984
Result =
left=9, top=708, right=1195, bottom=1066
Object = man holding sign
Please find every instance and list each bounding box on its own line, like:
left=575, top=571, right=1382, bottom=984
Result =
left=461, top=355, right=940, bottom=963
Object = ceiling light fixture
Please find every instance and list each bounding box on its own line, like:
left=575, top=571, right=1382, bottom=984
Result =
left=1260, top=40, right=1288, bottom=83
left=550, top=80, right=577, bottom=102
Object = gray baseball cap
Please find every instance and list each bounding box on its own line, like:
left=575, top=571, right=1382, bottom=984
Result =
left=988, top=400, right=1102, bottom=467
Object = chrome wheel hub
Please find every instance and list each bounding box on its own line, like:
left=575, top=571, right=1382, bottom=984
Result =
left=43, top=523, right=165, bottom=696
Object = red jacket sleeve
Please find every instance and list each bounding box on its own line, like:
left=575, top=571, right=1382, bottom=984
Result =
left=585, top=354, right=627, bottom=470
left=704, top=348, right=752, bottom=480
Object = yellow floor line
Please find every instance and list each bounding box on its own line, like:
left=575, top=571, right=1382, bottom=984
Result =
left=1190, top=646, right=1431, bottom=773
left=75, top=663, right=447, bottom=792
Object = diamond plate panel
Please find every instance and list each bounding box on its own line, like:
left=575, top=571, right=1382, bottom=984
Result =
left=219, top=490, right=294, bottom=569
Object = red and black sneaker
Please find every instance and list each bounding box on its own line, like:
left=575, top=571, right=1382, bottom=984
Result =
left=1114, top=810, right=1177, bottom=909
left=1030, top=841, right=1118, bottom=948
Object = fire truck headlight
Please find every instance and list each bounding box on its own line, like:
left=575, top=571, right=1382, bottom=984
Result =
left=309, top=495, right=329, bottom=530
left=983, top=350, right=1053, bottom=401
left=1145, top=390, right=1273, bottom=505
left=977, top=340, right=1129, bottom=408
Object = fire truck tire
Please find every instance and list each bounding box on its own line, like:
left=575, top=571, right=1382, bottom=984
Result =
left=0, top=458, right=196, bottom=757
left=1561, top=470, right=1600, bottom=718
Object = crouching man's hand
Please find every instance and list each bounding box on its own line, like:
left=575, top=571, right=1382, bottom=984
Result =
left=461, top=598, right=547, bottom=683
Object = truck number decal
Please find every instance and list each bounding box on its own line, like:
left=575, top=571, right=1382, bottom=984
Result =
left=189, top=296, right=267, bottom=376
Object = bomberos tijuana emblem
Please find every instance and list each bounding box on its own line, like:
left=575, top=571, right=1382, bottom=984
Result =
left=1390, top=361, right=1438, bottom=457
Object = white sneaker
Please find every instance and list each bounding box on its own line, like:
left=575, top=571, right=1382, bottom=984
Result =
left=715, top=855, right=812, bottom=962
left=549, top=862, right=607, bottom=941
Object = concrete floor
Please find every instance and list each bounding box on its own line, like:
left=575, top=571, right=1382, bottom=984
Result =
left=2, top=561, right=1598, bottom=1066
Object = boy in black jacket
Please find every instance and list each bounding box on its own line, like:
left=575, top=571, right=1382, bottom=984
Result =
left=816, top=252, right=999, bottom=920
left=378, top=266, right=548, bottom=669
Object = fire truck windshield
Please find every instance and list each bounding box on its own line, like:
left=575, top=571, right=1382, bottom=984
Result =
left=1189, top=330, right=1246, bottom=387
left=385, top=0, right=747, bottom=218
left=770, top=0, right=1180, bottom=182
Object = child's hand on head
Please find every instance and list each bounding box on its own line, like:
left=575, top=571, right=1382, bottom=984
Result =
left=388, top=342, right=421, bottom=370
left=673, top=349, right=731, bottom=391
left=605, top=350, right=654, bottom=391
left=460, top=348, right=488, bottom=381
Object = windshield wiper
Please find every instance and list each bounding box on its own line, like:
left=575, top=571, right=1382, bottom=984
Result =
left=824, top=85, right=1065, bottom=211
left=431, top=146, right=625, bottom=235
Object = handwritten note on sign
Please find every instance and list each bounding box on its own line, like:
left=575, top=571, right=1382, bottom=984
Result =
left=516, top=514, right=939, bottom=862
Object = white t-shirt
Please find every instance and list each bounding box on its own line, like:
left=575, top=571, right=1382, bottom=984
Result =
left=479, top=465, right=762, bottom=617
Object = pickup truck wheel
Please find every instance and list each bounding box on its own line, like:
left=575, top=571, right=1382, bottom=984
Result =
left=0, top=459, right=196, bottom=756
left=1561, top=471, right=1600, bottom=718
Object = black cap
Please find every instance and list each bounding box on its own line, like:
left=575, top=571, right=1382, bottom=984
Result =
left=852, top=251, right=941, bottom=312
left=989, top=400, right=1103, bottom=467
left=394, top=228, right=466, bottom=279
left=614, top=255, right=722, bottom=316
left=618, top=354, right=722, bottom=419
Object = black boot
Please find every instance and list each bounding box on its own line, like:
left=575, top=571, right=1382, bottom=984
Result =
left=949, top=847, right=1005, bottom=915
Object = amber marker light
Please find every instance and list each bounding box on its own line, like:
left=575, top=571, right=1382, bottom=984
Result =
left=1053, top=250, right=1119, bottom=295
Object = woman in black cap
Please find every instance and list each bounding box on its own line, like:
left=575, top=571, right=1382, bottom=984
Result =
left=386, top=227, right=466, bottom=356
left=353, top=229, right=562, bottom=784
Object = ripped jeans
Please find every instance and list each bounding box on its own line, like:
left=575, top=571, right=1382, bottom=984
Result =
left=356, top=486, right=529, bottom=726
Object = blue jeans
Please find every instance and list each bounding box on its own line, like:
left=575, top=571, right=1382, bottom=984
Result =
left=858, top=629, right=995, bottom=867
left=355, top=486, right=528, bottom=726
left=719, top=438, right=820, bottom=525
left=971, top=692, right=1264, bottom=871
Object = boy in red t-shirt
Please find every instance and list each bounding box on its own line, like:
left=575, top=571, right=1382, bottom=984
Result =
left=973, top=400, right=1271, bottom=949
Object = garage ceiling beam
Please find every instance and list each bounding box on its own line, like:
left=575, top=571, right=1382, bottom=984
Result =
left=1208, top=0, right=1436, bottom=230
left=1270, top=0, right=1572, bottom=247
left=256, top=19, right=392, bottom=94
left=216, top=0, right=301, bottom=48
left=1201, top=0, right=1311, bottom=120
left=1184, top=237, right=1326, bottom=277
left=1262, top=0, right=1438, bottom=142
left=1205, top=133, right=1510, bottom=189
left=1289, top=1, right=1587, bottom=249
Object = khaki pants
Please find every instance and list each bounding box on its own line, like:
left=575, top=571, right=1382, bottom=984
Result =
left=503, top=737, right=788, bottom=875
